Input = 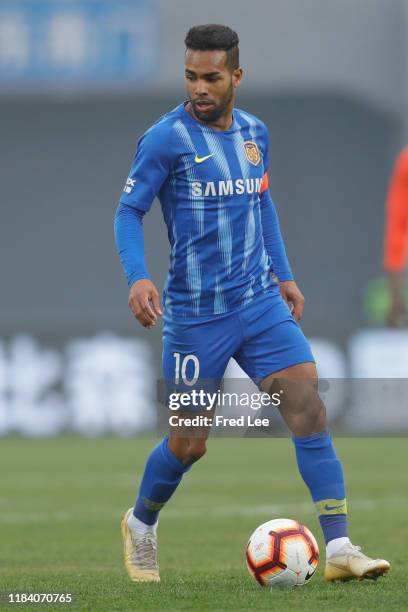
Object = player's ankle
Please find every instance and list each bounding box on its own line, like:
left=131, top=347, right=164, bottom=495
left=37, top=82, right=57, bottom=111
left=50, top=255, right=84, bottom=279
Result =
left=127, top=512, right=158, bottom=536
left=326, top=536, right=350, bottom=558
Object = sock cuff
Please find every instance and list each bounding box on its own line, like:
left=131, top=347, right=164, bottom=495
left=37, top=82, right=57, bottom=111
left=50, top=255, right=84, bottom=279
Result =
left=292, top=430, right=331, bottom=447
left=315, top=498, right=347, bottom=515
left=160, top=437, right=192, bottom=474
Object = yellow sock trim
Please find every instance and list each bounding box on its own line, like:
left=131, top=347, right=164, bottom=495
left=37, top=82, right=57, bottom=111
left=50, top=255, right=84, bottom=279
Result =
left=315, top=498, right=347, bottom=515
left=142, top=497, right=166, bottom=511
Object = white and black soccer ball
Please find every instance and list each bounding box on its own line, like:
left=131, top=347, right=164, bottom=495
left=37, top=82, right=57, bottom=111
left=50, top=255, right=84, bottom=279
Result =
left=246, top=518, right=319, bottom=587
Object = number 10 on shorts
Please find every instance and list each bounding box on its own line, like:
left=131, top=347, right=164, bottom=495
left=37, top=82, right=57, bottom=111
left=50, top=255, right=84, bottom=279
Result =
left=173, top=352, right=200, bottom=386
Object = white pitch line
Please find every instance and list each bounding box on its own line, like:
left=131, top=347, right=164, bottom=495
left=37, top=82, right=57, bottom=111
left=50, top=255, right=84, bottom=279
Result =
left=0, top=498, right=406, bottom=523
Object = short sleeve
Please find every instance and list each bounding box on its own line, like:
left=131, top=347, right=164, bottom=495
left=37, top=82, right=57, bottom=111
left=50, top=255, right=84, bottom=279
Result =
left=119, top=122, right=173, bottom=212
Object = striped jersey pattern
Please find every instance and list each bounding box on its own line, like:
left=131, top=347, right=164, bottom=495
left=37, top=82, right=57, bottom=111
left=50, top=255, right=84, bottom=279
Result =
left=119, top=102, right=276, bottom=318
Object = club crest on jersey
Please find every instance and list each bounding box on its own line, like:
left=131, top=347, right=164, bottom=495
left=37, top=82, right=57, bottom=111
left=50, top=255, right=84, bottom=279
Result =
left=243, top=141, right=261, bottom=166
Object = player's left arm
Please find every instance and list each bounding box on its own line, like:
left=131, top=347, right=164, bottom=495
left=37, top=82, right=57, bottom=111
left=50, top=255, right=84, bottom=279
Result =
left=259, top=186, right=305, bottom=320
left=258, top=122, right=305, bottom=320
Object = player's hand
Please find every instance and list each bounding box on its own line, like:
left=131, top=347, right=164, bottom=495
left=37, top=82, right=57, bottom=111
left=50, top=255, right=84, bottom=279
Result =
left=279, top=280, right=305, bottom=321
left=128, top=279, right=163, bottom=329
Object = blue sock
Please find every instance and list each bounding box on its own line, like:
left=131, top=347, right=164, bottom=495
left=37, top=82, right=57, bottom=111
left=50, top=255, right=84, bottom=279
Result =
left=133, top=437, right=192, bottom=525
left=292, top=431, right=348, bottom=544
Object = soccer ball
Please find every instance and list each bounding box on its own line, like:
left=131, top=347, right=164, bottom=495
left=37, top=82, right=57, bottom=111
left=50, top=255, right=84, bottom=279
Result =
left=246, top=518, right=319, bottom=587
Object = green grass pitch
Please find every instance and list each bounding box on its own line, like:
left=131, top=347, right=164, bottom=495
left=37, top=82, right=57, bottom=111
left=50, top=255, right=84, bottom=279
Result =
left=0, top=436, right=407, bottom=611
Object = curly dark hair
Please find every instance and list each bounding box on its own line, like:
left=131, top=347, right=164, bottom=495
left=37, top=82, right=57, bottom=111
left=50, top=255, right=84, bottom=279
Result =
left=185, top=24, right=239, bottom=71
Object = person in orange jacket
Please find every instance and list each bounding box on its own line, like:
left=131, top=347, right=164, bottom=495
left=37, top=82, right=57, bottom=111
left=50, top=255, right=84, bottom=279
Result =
left=383, top=147, right=408, bottom=327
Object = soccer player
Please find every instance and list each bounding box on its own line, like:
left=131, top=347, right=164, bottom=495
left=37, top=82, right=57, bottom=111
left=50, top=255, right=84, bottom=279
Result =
left=114, top=24, right=390, bottom=583
left=383, top=146, right=408, bottom=327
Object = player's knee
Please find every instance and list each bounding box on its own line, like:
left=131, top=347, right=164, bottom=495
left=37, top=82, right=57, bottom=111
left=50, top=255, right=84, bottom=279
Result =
left=263, top=376, right=318, bottom=413
left=262, top=374, right=325, bottom=435
left=168, top=436, right=207, bottom=464
left=291, top=393, right=327, bottom=437
left=185, top=439, right=207, bottom=464
left=298, top=381, right=320, bottom=413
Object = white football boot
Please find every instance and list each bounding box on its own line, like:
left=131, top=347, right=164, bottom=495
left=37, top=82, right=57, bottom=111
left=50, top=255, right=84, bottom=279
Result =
left=121, top=508, right=160, bottom=582
left=325, top=542, right=390, bottom=581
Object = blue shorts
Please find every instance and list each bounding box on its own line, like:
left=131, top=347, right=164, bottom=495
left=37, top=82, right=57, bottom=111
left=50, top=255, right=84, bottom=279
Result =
left=162, top=287, right=315, bottom=394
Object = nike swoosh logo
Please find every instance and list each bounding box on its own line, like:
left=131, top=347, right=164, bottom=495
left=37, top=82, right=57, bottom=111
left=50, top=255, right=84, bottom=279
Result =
left=194, top=154, right=213, bottom=164
left=324, top=504, right=344, bottom=511
left=305, top=569, right=315, bottom=581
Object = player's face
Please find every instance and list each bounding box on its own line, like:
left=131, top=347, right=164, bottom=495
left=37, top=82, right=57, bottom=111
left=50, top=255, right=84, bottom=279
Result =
left=184, top=49, right=242, bottom=124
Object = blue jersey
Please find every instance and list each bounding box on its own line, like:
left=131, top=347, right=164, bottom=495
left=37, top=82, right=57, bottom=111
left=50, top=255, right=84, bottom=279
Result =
left=116, top=102, right=293, bottom=319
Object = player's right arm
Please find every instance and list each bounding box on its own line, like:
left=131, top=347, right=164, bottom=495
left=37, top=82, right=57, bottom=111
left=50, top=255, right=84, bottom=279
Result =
left=383, top=148, right=408, bottom=327
left=114, top=122, right=172, bottom=328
